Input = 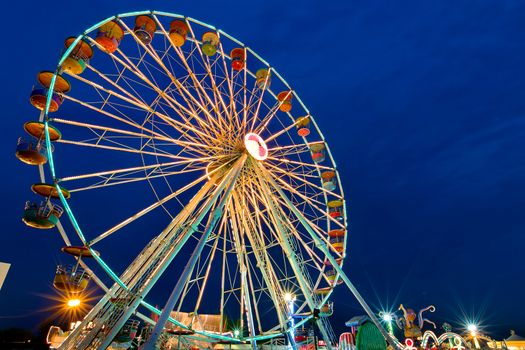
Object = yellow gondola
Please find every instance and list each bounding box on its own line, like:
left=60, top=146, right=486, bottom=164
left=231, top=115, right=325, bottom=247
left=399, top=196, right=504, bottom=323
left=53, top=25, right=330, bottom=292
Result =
left=61, top=37, right=94, bottom=75
left=202, top=31, right=219, bottom=56
left=256, top=68, right=270, bottom=89
left=327, top=199, right=343, bottom=221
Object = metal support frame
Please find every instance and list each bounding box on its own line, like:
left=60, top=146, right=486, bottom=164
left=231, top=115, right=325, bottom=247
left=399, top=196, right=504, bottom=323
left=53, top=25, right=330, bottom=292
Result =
left=142, top=154, right=246, bottom=349
left=262, top=167, right=401, bottom=350
left=256, top=166, right=334, bottom=350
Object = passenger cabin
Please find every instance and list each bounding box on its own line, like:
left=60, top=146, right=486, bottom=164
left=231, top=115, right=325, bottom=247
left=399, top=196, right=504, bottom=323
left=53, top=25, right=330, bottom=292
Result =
left=53, top=264, right=90, bottom=293
left=15, top=121, right=61, bottom=166
left=321, top=171, right=337, bottom=191
left=30, top=71, right=71, bottom=112
left=328, top=229, right=345, bottom=253
left=134, top=15, right=156, bottom=44
left=169, top=20, right=189, bottom=47
left=328, top=199, right=343, bottom=221
left=53, top=246, right=98, bottom=294
left=319, top=301, right=334, bottom=317
left=202, top=31, right=219, bottom=56
left=230, top=48, right=245, bottom=71
left=96, top=20, right=124, bottom=53
left=114, top=319, right=140, bottom=344
left=23, top=180, right=69, bottom=229
left=61, top=37, right=94, bottom=75
left=296, top=116, right=311, bottom=137
left=255, top=68, right=270, bottom=89
left=23, top=200, right=63, bottom=229
left=310, top=143, right=326, bottom=163
left=277, top=91, right=293, bottom=112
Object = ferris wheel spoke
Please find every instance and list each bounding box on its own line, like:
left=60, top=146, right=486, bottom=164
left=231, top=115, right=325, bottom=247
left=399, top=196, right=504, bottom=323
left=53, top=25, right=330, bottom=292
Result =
left=230, top=191, right=289, bottom=332
left=59, top=94, right=213, bottom=156
left=67, top=166, right=206, bottom=193
left=56, top=137, right=209, bottom=162
left=52, top=117, right=181, bottom=145
left=181, top=21, right=231, bottom=121
left=182, top=23, right=234, bottom=130
left=264, top=117, right=308, bottom=143
left=87, top=160, right=232, bottom=246
left=267, top=141, right=323, bottom=158
left=246, top=182, right=324, bottom=272
left=85, top=37, right=220, bottom=145
left=266, top=155, right=334, bottom=172
left=264, top=161, right=343, bottom=200
left=253, top=90, right=293, bottom=135
left=60, top=157, right=212, bottom=183
left=134, top=17, right=230, bottom=137
left=192, top=218, right=224, bottom=312
left=267, top=169, right=346, bottom=231
left=217, top=41, right=243, bottom=133
left=252, top=173, right=319, bottom=318
left=258, top=167, right=344, bottom=258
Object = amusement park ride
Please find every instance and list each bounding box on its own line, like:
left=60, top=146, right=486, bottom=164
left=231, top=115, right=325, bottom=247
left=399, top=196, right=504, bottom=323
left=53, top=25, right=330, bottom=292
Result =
left=14, top=9, right=495, bottom=350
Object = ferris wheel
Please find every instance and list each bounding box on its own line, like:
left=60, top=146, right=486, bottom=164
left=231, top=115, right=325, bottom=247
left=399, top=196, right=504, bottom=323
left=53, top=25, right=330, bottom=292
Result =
left=15, top=10, right=389, bottom=350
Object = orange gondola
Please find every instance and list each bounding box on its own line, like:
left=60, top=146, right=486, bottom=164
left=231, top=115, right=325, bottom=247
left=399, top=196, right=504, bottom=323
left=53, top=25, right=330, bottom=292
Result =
left=169, top=20, right=189, bottom=46
left=277, top=91, right=293, bottom=112
left=53, top=265, right=90, bottom=293
left=15, top=122, right=61, bottom=165
left=31, top=183, right=70, bottom=200
left=96, top=20, right=124, bottom=53
left=296, top=116, right=311, bottom=137
left=230, top=48, right=245, bottom=71
left=30, top=71, right=70, bottom=112
left=134, top=15, right=156, bottom=44
left=319, top=301, right=334, bottom=317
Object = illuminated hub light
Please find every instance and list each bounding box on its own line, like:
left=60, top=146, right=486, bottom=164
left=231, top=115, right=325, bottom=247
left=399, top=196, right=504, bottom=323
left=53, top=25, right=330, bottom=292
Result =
left=244, top=133, right=268, bottom=161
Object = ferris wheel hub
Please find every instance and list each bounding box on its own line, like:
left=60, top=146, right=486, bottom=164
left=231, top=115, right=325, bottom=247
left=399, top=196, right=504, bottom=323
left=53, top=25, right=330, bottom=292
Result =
left=244, top=133, right=268, bottom=161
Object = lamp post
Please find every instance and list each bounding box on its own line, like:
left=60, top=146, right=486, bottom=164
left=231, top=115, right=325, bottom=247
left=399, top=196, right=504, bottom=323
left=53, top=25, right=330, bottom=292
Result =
left=284, top=292, right=296, bottom=349
left=467, top=324, right=480, bottom=349
left=379, top=312, right=394, bottom=335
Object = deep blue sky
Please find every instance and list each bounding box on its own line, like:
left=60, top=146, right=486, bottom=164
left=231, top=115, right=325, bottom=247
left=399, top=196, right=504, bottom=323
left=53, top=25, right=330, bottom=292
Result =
left=1, top=0, right=524, bottom=341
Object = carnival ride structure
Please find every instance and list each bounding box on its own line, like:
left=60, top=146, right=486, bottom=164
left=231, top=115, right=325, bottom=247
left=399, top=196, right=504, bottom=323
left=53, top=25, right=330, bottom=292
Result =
left=16, top=10, right=400, bottom=350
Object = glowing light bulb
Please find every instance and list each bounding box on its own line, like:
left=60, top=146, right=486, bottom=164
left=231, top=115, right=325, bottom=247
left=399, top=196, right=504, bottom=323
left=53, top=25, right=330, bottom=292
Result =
left=67, top=298, right=81, bottom=307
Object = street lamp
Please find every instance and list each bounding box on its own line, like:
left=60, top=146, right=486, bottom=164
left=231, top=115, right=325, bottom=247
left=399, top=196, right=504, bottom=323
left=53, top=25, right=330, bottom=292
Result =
left=467, top=324, right=480, bottom=349
left=284, top=292, right=296, bottom=348
left=379, top=312, right=394, bottom=335
left=66, top=298, right=81, bottom=308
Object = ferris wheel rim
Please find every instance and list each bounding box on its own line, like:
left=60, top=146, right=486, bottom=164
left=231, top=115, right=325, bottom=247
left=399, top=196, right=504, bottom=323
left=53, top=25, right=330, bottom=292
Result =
left=36, top=9, right=348, bottom=344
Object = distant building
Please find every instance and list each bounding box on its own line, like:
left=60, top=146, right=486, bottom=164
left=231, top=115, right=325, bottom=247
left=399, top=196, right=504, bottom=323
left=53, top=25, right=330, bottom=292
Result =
left=0, top=262, right=10, bottom=290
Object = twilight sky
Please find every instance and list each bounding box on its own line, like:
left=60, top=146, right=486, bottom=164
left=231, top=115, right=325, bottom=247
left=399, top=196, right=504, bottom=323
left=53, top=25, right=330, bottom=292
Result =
left=1, top=0, right=524, bottom=340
